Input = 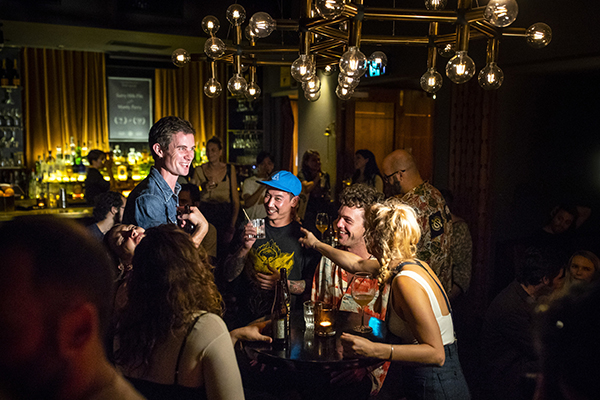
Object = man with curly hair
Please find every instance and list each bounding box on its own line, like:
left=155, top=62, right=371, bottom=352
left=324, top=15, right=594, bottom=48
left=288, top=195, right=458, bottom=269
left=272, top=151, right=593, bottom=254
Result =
left=87, top=190, right=126, bottom=240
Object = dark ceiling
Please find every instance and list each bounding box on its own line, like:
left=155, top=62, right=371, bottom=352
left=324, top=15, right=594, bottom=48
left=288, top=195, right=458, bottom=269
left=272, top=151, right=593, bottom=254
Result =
left=1, top=0, right=598, bottom=75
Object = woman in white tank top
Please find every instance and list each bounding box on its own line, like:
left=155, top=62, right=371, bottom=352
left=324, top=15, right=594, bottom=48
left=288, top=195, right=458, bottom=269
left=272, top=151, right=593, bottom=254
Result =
left=300, top=197, right=470, bottom=399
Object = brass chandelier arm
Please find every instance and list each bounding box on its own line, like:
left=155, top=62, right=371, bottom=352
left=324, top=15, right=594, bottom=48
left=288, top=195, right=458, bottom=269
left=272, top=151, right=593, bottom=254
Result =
left=471, top=20, right=499, bottom=38
left=305, top=16, right=350, bottom=30
left=501, top=27, right=527, bottom=37
left=312, top=26, right=349, bottom=42
left=274, top=19, right=300, bottom=31
left=361, top=35, right=429, bottom=46
left=310, top=39, right=345, bottom=53
left=362, top=8, right=457, bottom=23
left=464, top=7, right=485, bottom=24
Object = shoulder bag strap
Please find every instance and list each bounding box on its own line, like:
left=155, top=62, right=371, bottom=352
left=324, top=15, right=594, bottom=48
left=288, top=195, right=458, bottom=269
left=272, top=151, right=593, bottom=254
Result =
left=174, top=314, right=203, bottom=385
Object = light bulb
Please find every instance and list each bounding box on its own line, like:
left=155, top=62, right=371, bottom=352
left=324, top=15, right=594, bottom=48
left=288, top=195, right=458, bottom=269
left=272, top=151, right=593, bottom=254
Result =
left=305, top=90, right=321, bottom=102
left=438, top=43, right=456, bottom=58
left=368, top=51, right=388, bottom=67
left=335, top=85, right=354, bottom=100
left=445, top=51, right=476, bottom=84
left=478, top=62, right=504, bottom=90
left=203, top=78, right=222, bottom=98
left=244, top=26, right=257, bottom=42
left=228, top=74, right=248, bottom=96
left=526, top=23, right=552, bottom=49
left=291, top=55, right=316, bottom=83
left=303, top=75, right=321, bottom=93
left=201, top=16, right=220, bottom=35
left=249, top=12, right=276, bottom=38
left=338, top=73, right=359, bottom=89
left=204, top=37, right=226, bottom=59
left=315, top=0, right=345, bottom=20
left=420, top=68, right=443, bottom=93
left=339, top=21, right=348, bottom=33
left=424, top=0, right=447, bottom=11
left=484, top=0, right=519, bottom=28
left=339, top=46, right=367, bottom=78
left=322, top=64, right=337, bottom=76
left=246, top=82, right=261, bottom=100
left=226, top=4, right=246, bottom=26
left=171, top=48, right=190, bottom=67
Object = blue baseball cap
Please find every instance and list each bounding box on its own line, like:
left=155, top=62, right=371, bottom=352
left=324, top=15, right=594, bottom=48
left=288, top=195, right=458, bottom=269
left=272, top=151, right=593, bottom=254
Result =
left=259, top=170, right=302, bottom=197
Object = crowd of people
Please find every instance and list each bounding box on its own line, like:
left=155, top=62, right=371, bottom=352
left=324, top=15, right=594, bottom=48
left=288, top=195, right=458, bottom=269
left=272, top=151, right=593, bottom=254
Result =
left=2, top=115, right=599, bottom=400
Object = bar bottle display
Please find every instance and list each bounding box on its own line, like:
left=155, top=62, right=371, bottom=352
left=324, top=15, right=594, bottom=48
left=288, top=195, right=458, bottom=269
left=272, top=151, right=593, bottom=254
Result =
left=271, top=267, right=290, bottom=347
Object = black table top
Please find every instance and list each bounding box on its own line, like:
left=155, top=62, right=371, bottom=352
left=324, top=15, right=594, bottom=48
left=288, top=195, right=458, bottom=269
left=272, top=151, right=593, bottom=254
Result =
left=244, top=309, right=387, bottom=371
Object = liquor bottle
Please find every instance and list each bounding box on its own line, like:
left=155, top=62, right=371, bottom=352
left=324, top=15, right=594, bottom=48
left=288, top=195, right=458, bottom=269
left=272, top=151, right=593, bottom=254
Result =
left=271, top=267, right=290, bottom=347
left=0, top=59, right=8, bottom=86
left=11, top=59, right=20, bottom=87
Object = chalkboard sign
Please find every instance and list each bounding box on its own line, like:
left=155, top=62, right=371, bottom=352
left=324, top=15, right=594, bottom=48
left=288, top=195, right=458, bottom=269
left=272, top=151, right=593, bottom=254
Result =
left=108, top=77, right=152, bottom=142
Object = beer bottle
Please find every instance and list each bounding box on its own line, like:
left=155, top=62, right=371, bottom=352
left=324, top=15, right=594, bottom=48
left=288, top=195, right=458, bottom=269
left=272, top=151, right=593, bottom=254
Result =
left=271, top=267, right=289, bottom=347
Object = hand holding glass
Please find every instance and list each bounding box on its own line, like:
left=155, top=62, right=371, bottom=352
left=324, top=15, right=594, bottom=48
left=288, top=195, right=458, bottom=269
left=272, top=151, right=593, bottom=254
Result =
left=351, top=272, right=377, bottom=334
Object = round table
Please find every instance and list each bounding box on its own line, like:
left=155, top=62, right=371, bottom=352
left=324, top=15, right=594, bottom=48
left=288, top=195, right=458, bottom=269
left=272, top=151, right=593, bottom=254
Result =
left=244, top=309, right=387, bottom=371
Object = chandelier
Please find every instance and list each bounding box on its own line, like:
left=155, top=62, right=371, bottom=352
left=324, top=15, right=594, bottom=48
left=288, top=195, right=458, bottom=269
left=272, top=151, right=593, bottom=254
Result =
left=172, top=0, right=552, bottom=101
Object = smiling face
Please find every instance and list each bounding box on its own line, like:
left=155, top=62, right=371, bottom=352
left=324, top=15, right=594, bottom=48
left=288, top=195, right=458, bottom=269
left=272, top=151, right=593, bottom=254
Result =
left=264, top=188, right=298, bottom=226
left=570, top=255, right=596, bottom=282
left=336, top=205, right=366, bottom=249
left=550, top=209, right=575, bottom=234
left=257, top=156, right=274, bottom=178
left=156, top=132, right=195, bottom=178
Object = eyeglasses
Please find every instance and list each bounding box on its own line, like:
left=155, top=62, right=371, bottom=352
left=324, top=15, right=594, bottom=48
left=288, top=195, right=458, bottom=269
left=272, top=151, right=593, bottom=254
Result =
left=384, top=169, right=405, bottom=183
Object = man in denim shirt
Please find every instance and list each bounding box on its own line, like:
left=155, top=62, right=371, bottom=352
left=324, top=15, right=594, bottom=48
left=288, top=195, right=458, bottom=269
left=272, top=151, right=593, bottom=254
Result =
left=123, top=116, right=196, bottom=229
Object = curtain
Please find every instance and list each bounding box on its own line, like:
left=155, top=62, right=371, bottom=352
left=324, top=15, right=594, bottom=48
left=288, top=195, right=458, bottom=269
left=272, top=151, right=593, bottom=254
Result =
left=23, top=48, right=109, bottom=165
left=154, top=62, right=227, bottom=149
left=449, top=79, right=497, bottom=315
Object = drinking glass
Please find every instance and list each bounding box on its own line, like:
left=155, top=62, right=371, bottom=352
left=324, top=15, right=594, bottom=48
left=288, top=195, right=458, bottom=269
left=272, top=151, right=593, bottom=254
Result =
left=315, top=212, right=329, bottom=240
left=351, top=272, right=377, bottom=333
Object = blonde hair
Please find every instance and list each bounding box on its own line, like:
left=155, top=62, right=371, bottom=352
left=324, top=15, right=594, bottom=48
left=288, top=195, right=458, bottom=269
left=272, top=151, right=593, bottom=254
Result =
left=366, top=197, right=421, bottom=285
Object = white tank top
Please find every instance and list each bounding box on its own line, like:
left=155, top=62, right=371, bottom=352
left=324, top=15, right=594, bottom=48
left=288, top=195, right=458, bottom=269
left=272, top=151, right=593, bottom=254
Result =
left=388, top=270, right=455, bottom=345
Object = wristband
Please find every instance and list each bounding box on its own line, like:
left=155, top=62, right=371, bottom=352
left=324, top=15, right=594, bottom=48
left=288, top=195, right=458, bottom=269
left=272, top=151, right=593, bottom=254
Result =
left=388, top=345, right=394, bottom=360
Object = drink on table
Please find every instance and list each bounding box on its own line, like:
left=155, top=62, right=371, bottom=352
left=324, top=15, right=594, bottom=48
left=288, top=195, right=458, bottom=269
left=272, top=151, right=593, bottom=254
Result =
left=351, top=272, right=377, bottom=334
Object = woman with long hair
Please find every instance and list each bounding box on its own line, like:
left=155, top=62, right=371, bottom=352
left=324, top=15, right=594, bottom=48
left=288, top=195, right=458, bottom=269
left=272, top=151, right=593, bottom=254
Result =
left=351, top=149, right=383, bottom=193
left=191, top=136, right=240, bottom=252
left=297, top=149, right=331, bottom=233
left=300, top=197, right=470, bottom=399
left=113, top=224, right=244, bottom=400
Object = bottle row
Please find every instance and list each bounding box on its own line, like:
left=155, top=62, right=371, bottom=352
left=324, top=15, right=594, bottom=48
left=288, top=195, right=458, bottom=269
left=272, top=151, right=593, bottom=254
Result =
left=0, top=58, right=21, bottom=88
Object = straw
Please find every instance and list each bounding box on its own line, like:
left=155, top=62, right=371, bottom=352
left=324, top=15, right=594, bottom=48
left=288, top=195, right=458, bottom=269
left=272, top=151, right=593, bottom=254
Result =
left=242, top=207, right=251, bottom=222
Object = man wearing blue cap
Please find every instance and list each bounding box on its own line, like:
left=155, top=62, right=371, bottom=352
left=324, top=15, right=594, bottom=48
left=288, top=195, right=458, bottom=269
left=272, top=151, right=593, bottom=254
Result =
left=224, top=170, right=320, bottom=327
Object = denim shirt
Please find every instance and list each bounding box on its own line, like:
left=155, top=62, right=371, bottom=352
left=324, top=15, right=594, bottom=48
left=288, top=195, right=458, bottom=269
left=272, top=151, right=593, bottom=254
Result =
left=123, top=167, right=181, bottom=229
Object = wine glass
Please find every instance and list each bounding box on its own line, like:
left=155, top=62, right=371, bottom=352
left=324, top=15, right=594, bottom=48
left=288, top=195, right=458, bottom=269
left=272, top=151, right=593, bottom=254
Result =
left=315, top=212, right=329, bottom=240
left=351, top=272, right=377, bottom=334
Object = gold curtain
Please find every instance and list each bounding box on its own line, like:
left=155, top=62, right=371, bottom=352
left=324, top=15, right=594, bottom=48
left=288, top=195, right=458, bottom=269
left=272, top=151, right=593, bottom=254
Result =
left=154, top=62, right=227, bottom=148
left=449, top=79, right=497, bottom=315
left=23, top=48, right=109, bottom=166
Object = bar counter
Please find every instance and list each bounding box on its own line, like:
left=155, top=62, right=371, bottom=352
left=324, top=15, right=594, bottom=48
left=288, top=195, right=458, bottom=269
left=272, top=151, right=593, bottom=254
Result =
left=0, top=201, right=93, bottom=222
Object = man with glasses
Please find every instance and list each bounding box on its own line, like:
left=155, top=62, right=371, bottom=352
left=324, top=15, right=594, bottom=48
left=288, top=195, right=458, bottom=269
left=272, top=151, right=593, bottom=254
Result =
left=382, top=149, right=453, bottom=292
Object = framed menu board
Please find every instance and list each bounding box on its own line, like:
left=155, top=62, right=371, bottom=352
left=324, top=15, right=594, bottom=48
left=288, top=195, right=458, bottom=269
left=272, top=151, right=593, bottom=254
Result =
left=108, top=77, right=152, bottom=142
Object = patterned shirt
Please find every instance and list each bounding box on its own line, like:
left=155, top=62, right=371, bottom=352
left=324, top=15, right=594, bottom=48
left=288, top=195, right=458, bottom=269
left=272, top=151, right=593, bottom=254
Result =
left=400, top=181, right=453, bottom=291
left=310, top=255, right=391, bottom=395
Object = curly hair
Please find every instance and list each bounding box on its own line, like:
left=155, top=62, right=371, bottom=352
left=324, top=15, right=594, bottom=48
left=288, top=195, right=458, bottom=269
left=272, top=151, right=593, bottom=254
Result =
left=339, top=183, right=384, bottom=210
left=149, top=116, right=195, bottom=160
left=92, top=191, right=123, bottom=222
left=113, top=224, right=222, bottom=372
left=365, top=197, right=421, bottom=285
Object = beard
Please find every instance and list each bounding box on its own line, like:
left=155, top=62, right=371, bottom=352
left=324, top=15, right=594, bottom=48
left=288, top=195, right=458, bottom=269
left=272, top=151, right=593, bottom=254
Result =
left=386, top=180, right=403, bottom=197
